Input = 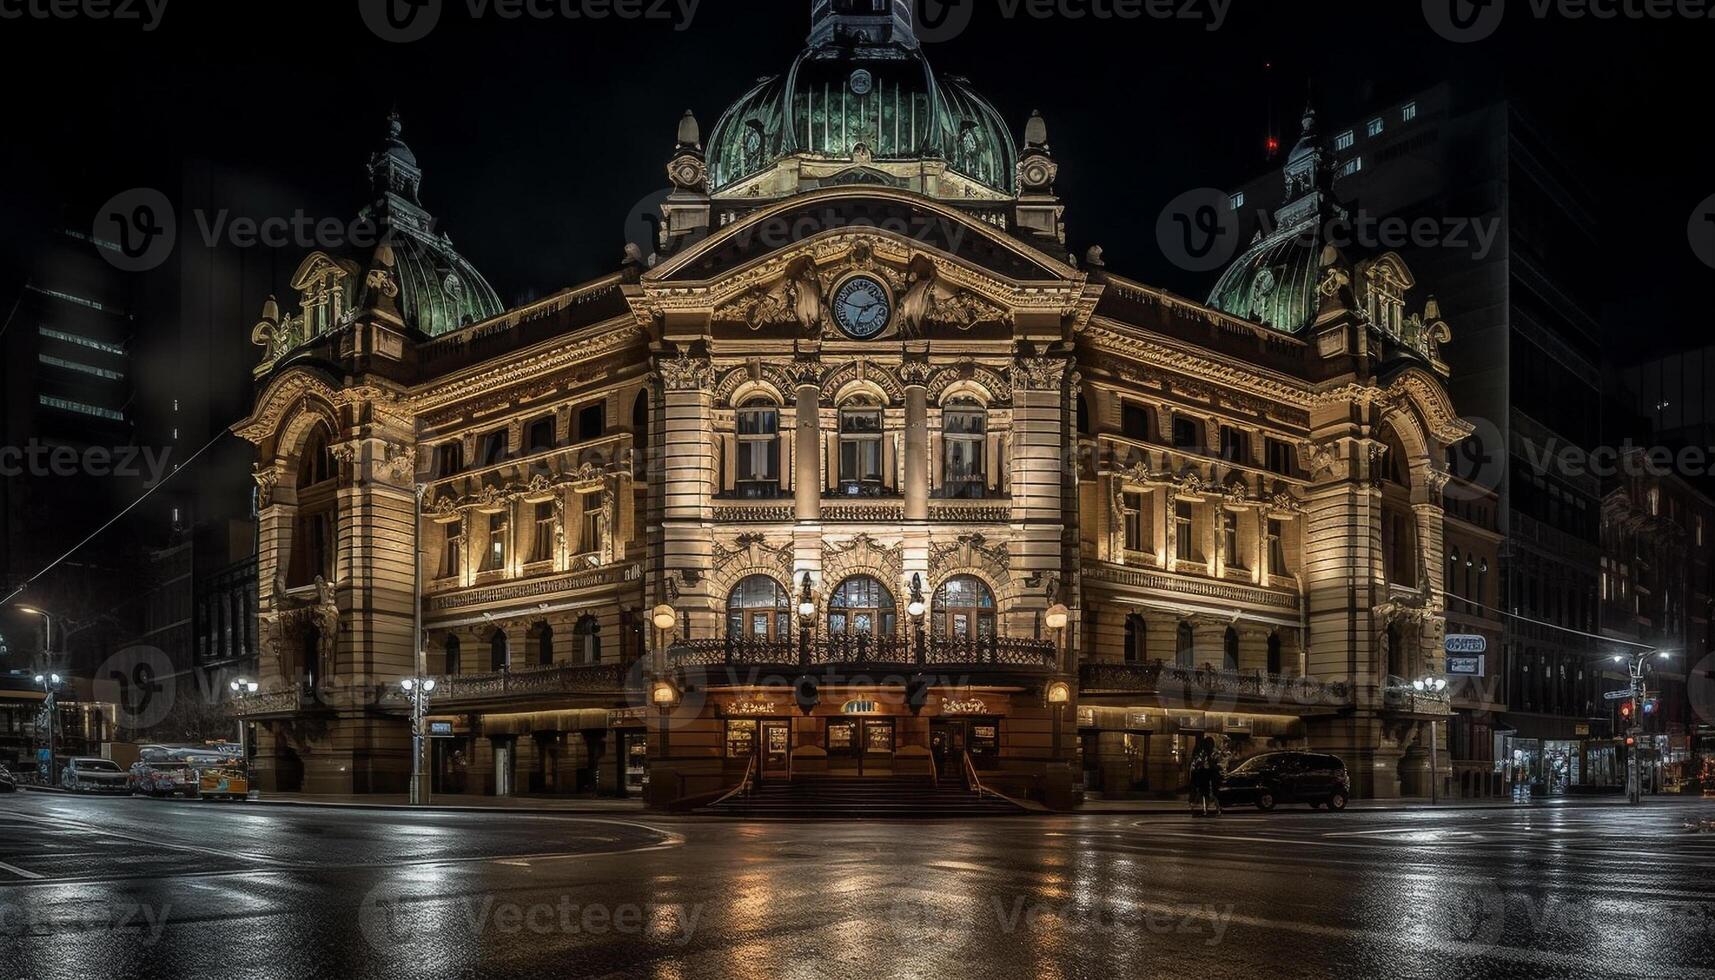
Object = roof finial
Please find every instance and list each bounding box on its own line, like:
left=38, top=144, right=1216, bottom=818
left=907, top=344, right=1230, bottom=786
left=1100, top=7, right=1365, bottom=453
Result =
left=677, top=109, right=701, bottom=150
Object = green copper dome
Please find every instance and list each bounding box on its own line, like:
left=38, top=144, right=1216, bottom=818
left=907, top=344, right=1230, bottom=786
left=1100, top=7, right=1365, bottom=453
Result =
left=706, top=3, right=1016, bottom=196
left=1208, top=106, right=1340, bottom=334
left=359, top=114, right=503, bottom=337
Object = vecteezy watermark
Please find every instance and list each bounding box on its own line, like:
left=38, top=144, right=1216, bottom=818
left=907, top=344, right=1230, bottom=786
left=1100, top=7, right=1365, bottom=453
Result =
left=1156, top=190, right=1503, bottom=274
left=0, top=0, right=169, bottom=30
left=0, top=900, right=172, bottom=942
left=1689, top=194, right=1715, bottom=270
left=1517, top=437, right=1715, bottom=481
left=891, top=894, right=1235, bottom=944
left=359, top=0, right=701, bottom=43
left=0, top=442, right=174, bottom=482
left=95, top=188, right=176, bottom=272
left=359, top=884, right=703, bottom=949
left=623, top=190, right=970, bottom=262
left=1436, top=879, right=1715, bottom=945
left=94, top=646, right=175, bottom=731
left=915, top=0, right=1232, bottom=42
left=1426, top=0, right=1715, bottom=43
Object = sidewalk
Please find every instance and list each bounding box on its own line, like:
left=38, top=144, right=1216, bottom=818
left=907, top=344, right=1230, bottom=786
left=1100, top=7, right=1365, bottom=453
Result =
left=226, top=793, right=649, bottom=815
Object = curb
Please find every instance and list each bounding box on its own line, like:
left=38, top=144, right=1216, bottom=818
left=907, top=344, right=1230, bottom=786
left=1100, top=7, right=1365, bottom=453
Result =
left=228, top=798, right=650, bottom=816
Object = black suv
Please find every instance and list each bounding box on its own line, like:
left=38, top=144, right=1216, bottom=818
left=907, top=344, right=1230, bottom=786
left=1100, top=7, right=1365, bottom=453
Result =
left=1217, top=751, right=1350, bottom=811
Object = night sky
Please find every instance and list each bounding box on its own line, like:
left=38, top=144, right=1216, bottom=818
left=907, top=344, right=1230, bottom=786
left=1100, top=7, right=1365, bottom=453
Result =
left=0, top=0, right=1706, bottom=436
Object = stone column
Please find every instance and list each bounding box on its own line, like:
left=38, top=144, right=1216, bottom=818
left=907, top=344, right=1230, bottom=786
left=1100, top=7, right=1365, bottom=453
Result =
left=793, top=361, right=821, bottom=522
left=902, top=364, right=929, bottom=522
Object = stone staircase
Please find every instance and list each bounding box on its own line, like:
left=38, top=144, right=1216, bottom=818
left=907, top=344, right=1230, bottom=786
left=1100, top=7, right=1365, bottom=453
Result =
left=698, top=774, right=1028, bottom=818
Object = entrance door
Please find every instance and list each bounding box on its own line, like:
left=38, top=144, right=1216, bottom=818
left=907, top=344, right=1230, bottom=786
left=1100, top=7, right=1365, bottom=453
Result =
left=930, top=721, right=965, bottom=782
left=861, top=719, right=895, bottom=774
left=623, top=731, right=648, bottom=796
left=493, top=739, right=514, bottom=797
left=826, top=720, right=861, bottom=774
left=761, top=722, right=791, bottom=779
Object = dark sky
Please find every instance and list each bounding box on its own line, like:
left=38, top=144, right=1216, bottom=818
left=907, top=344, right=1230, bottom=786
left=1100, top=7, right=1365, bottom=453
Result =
left=0, top=0, right=1707, bottom=382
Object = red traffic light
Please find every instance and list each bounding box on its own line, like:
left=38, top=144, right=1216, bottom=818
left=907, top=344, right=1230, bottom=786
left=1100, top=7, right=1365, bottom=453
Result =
left=1620, top=701, right=1634, bottom=718
left=1624, top=735, right=1637, bottom=747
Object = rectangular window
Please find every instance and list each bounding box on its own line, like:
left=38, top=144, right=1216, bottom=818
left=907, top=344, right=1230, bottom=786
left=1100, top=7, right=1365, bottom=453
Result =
left=435, top=442, right=463, bottom=478
left=39, top=354, right=123, bottom=380
left=737, top=403, right=781, bottom=493
left=1123, top=492, right=1145, bottom=552
left=525, top=416, right=555, bottom=454
left=1229, top=191, right=1245, bottom=209
left=943, top=403, right=987, bottom=498
left=530, top=502, right=555, bottom=563
left=1265, top=438, right=1297, bottom=476
left=441, top=521, right=461, bottom=579
left=1402, top=102, right=1418, bottom=123
left=1340, top=157, right=1364, bottom=177
left=1219, top=426, right=1247, bottom=464
left=479, top=429, right=509, bottom=467
left=839, top=407, right=885, bottom=487
left=1223, top=510, right=1244, bottom=569
left=1122, top=403, right=1153, bottom=442
left=38, top=395, right=124, bottom=421
left=580, top=494, right=603, bottom=555
left=1366, top=117, right=1384, bottom=137
left=1175, top=501, right=1195, bottom=562
left=1268, top=519, right=1288, bottom=576
left=1172, top=415, right=1202, bottom=452
left=725, top=719, right=757, bottom=759
left=1334, top=130, right=1355, bottom=151
left=483, top=513, right=507, bottom=571
left=577, top=403, right=606, bottom=442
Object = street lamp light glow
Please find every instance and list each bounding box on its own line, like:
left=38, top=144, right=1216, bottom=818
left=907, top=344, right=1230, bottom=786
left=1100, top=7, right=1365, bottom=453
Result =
left=49, top=673, right=60, bottom=685
left=652, top=680, right=678, bottom=707
left=422, top=678, right=436, bottom=693
left=651, top=604, right=678, bottom=632
left=906, top=573, right=926, bottom=619
left=1045, top=603, right=1070, bottom=631
left=401, top=677, right=416, bottom=692
left=1046, top=681, right=1072, bottom=704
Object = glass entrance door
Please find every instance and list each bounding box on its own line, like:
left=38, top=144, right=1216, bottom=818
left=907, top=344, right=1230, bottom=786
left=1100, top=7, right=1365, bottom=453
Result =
left=761, top=722, right=791, bottom=778
left=861, top=719, right=895, bottom=774
left=826, top=720, right=860, bottom=774
left=930, top=720, right=964, bottom=781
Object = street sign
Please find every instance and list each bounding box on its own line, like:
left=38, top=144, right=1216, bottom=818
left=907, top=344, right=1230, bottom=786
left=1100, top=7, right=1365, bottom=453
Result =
left=1446, top=654, right=1485, bottom=677
left=1604, top=689, right=1633, bottom=701
left=427, top=720, right=456, bottom=738
left=1445, top=634, right=1488, bottom=654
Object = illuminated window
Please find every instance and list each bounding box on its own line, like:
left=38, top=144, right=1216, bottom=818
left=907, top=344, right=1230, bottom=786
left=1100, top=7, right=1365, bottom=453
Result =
left=1229, top=191, right=1245, bottom=209
left=39, top=355, right=123, bottom=380
left=1340, top=157, right=1364, bottom=177
left=942, top=397, right=987, bottom=498
left=736, top=398, right=780, bottom=496
left=1334, top=130, right=1354, bottom=151
left=1402, top=102, right=1418, bottom=123
left=1366, top=117, right=1384, bottom=137
left=38, top=395, right=123, bottom=421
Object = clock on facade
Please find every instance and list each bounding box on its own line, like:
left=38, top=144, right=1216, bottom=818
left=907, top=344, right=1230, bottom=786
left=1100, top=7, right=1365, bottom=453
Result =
left=832, top=275, right=892, bottom=339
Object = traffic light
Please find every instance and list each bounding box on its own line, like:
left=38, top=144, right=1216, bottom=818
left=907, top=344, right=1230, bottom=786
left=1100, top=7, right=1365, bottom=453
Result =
left=1620, top=700, right=1634, bottom=720
left=1624, top=734, right=1637, bottom=747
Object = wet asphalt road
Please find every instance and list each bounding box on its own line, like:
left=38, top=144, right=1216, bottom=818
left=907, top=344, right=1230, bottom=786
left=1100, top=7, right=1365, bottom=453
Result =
left=1, top=793, right=1713, bottom=979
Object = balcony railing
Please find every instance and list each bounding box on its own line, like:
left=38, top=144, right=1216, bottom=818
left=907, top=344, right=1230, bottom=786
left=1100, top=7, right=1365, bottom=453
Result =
left=1381, top=683, right=1454, bottom=715
left=379, top=662, right=630, bottom=708
left=1079, top=660, right=1350, bottom=707
left=669, top=634, right=1058, bottom=671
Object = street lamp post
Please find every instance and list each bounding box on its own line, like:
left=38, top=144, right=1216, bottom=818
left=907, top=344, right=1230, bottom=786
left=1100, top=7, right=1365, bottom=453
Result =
left=1046, top=680, right=1072, bottom=762
left=18, top=607, right=54, bottom=660
left=1412, top=674, right=1448, bottom=804
left=400, top=675, right=437, bottom=805
left=1615, top=650, right=1672, bottom=804
left=650, top=604, right=679, bottom=763
left=907, top=574, right=926, bottom=664
left=796, top=574, right=815, bottom=666
left=229, top=678, right=260, bottom=799
left=34, top=672, right=62, bottom=786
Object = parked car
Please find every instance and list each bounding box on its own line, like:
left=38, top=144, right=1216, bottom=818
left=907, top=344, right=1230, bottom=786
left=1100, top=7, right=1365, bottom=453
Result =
left=61, top=757, right=131, bottom=793
left=1217, top=751, right=1350, bottom=811
left=0, top=764, right=15, bottom=793
left=129, top=760, right=200, bottom=798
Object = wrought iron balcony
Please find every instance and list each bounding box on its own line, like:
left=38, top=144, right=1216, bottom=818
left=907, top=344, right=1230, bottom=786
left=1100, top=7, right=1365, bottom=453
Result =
left=1381, top=683, right=1454, bottom=716
left=668, top=634, right=1058, bottom=672
left=1079, top=660, right=1350, bottom=708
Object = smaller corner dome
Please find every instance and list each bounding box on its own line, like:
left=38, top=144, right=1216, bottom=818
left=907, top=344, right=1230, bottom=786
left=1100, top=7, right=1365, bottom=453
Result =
left=1206, top=228, right=1321, bottom=334
left=378, top=233, right=504, bottom=337
left=937, top=74, right=1018, bottom=194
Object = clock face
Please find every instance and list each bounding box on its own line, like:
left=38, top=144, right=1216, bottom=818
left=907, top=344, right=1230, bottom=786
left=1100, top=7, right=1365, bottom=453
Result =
left=833, top=276, right=892, bottom=339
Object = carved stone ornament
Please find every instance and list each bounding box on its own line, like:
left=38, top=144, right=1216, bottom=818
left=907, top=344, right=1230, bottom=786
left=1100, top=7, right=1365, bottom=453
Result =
left=253, top=464, right=280, bottom=506
left=1011, top=356, right=1067, bottom=392
left=658, top=351, right=714, bottom=392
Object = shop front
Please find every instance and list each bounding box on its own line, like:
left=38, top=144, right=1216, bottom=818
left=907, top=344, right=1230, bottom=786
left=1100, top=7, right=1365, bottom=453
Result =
left=1076, top=705, right=1306, bottom=799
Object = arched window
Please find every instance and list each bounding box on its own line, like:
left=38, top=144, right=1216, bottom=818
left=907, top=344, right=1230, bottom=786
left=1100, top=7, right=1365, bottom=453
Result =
left=1077, top=394, right=1093, bottom=436
left=736, top=397, right=781, bottom=497
left=1223, top=627, right=1240, bottom=671
left=490, top=628, right=509, bottom=672
left=1124, top=613, right=1146, bottom=664
left=444, top=634, right=461, bottom=675
left=287, top=425, right=338, bottom=589
left=932, top=575, right=995, bottom=641
left=575, top=615, right=600, bottom=664
left=1266, top=633, right=1283, bottom=675
left=1386, top=622, right=1406, bottom=681
left=1175, top=622, right=1195, bottom=669
left=829, top=575, right=896, bottom=637
left=727, top=575, right=791, bottom=641
left=837, top=396, right=885, bottom=492
left=529, top=622, right=554, bottom=666
left=942, top=397, right=987, bottom=499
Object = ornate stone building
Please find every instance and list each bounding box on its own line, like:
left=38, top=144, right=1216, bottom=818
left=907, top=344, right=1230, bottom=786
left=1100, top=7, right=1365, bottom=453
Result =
left=232, top=0, right=1469, bottom=805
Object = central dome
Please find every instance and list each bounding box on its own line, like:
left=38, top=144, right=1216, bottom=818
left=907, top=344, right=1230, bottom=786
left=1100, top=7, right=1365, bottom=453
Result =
left=705, top=5, right=1016, bottom=198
